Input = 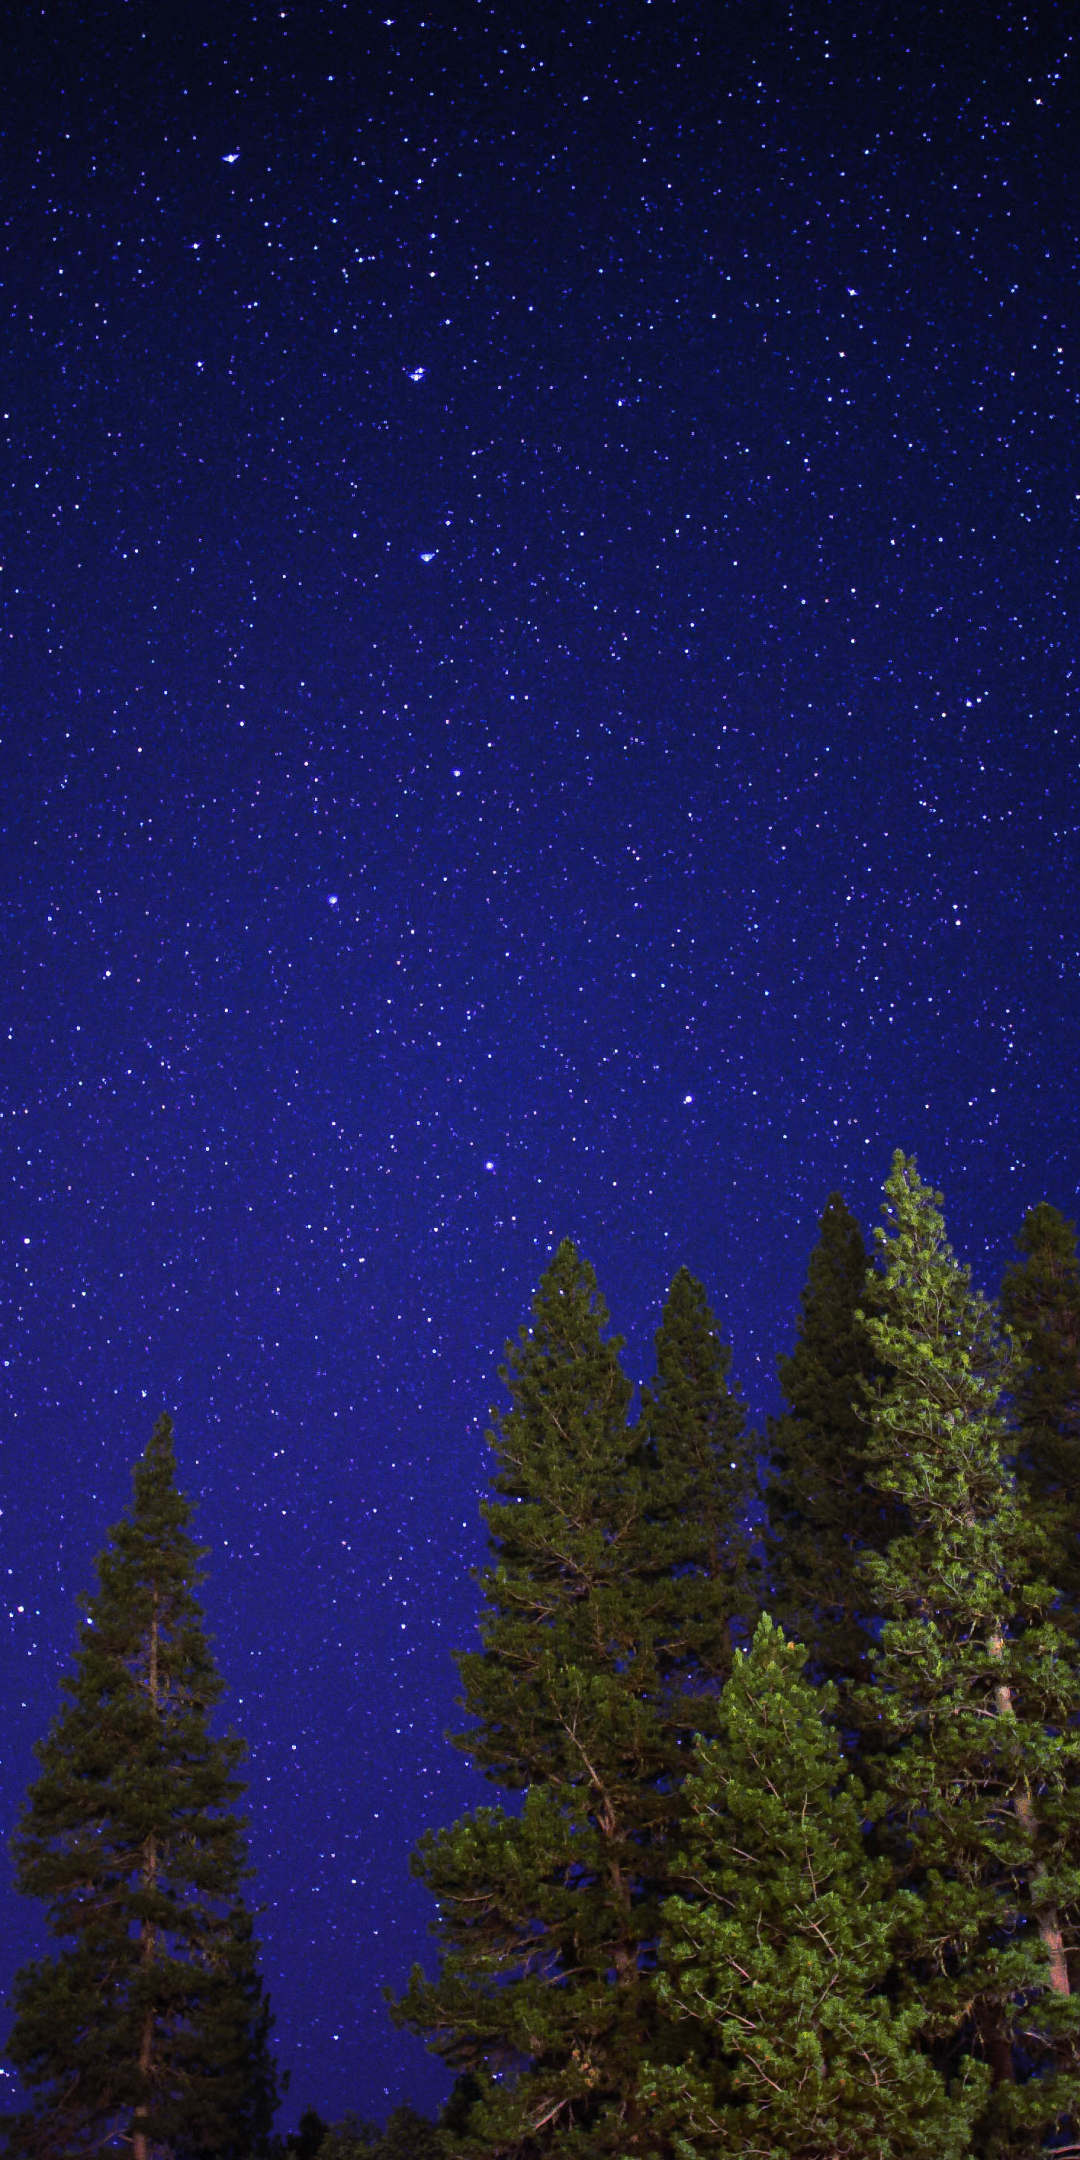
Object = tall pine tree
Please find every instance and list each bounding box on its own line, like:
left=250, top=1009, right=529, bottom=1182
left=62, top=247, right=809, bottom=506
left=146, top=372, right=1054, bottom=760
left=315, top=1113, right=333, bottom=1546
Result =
left=392, top=1243, right=755, bottom=2160
left=858, top=1155, right=1080, bottom=2156
left=4, top=1415, right=278, bottom=2160
left=762, top=1192, right=900, bottom=1692
left=1001, top=1201, right=1080, bottom=1606
left=647, top=1616, right=976, bottom=2160
left=636, top=1265, right=759, bottom=1742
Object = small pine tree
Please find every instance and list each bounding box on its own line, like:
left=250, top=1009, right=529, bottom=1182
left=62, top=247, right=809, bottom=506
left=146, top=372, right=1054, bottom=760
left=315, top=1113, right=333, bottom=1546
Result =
left=307, top=2109, right=445, bottom=2160
left=858, top=1154, right=1080, bottom=2153
left=762, top=1193, right=901, bottom=1693
left=4, top=1415, right=279, bottom=2160
left=648, top=1616, right=977, bottom=2160
left=1001, top=1201, right=1080, bottom=1605
left=272, top=2109, right=329, bottom=2160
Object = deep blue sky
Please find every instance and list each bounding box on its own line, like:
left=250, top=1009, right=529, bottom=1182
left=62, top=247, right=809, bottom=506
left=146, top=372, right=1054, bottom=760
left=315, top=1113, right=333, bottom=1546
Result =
left=2, top=0, right=1078, bottom=2130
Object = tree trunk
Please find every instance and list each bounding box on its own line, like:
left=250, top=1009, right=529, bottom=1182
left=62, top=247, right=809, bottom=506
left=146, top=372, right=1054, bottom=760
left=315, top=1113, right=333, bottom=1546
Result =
left=989, top=1629, right=1070, bottom=1996
left=134, top=1597, right=162, bottom=2160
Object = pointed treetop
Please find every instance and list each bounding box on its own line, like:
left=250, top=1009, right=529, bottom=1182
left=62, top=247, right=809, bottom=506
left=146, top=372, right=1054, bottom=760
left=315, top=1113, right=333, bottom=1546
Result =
left=874, top=1150, right=955, bottom=1275
left=762, top=1189, right=891, bottom=1692
left=777, top=1188, right=874, bottom=1428
left=648, top=1265, right=737, bottom=1421
left=490, top=1239, right=632, bottom=1490
left=639, top=1265, right=757, bottom=1701
left=91, top=1411, right=210, bottom=1656
left=514, top=1235, right=617, bottom=1347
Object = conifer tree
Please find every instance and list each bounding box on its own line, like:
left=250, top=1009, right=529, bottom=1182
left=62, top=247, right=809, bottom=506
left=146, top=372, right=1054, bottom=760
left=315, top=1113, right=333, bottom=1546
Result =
left=392, top=1243, right=755, bottom=2160
left=297, top=2108, right=447, bottom=2160
left=1001, top=1201, right=1080, bottom=1604
left=647, top=1616, right=976, bottom=2160
left=637, top=1265, right=759, bottom=1740
left=858, top=1154, right=1080, bottom=2154
left=762, top=1193, right=900, bottom=1691
left=4, top=1415, right=278, bottom=2160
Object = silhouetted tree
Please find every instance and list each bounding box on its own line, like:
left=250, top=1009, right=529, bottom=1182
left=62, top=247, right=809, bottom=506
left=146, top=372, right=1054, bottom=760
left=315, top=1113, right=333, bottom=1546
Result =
left=762, top=1192, right=900, bottom=1694
left=4, top=1415, right=279, bottom=2160
left=637, top=1264, right=759, bottom=1734
left=1001, top=1200, right=1080, bottom=1604
left=308, top=2109, right=445, bottom=2160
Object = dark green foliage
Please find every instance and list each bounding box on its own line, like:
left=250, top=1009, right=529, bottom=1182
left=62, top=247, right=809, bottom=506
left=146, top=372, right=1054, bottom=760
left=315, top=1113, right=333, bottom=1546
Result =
left=1001, top=1201, right=1080, bottom=1604
left=438, top=2072, right=483, bottom=2139
left=648, top=1616, right=975, bottom=2160
left=271, top=2089, right=487, bottom=2160
left=762, top=1192, right=901, bottom=1691
left=858, top=1155, right=1080, bottom=2154
left=273, top=2110, right=330, bottom=2160
left=447, top=1237, right=636, bottom=1797
left=4, top=1415, right=279, bottom=2160
left=637, top=1266, right=759, bottom=1727
left=297, top=2108, right=446, bottom=2160
left=392, top=1242, right=757, bottom=2160
left=269, top=2074, right=486, bottom=2160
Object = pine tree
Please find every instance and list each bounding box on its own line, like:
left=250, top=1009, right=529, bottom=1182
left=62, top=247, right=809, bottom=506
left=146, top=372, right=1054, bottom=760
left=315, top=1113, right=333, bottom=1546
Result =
left=302, top=2109, right=447, bottom=2160
left=1000, top=1201, right=1080, bottom=1604
left=762, top=1193, right=900, bottom=1692
left=392, top=1243, right=755, bottom=2160
left=646, top=1615, right=976, bottom=2160
left=637, top=1265, right=759, bottom=1742
left=4, top=1415, right=279, bottom=2160
left=857, top=1154, right=1080, bottom=2155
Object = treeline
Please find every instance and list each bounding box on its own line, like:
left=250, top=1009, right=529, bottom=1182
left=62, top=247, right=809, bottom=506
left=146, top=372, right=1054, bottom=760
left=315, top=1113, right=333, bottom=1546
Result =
left=5, top=1153, right=1080, bottom=2159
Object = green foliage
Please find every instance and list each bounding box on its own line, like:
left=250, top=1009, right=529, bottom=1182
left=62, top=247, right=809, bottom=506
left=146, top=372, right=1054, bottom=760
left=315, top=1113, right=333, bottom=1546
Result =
left=858, top=1154, right=1080, bottom=2154
left=649, top=1615, right=976, bottom=2160
left=449, top=1238, right=637, bottom=1796
left=272, top=2109, right=330, bottom=2160
left=762, top=1192, right=901, bottom=1692
left=1001, top=1201, right=1080, bottom=1604
left=4, top=1415, right=279, bottom=2160
left=269, top=2074, right=483, bottom=2160
left=299, top=2106, right=446, bottom=2160
left=392, top=1242, right=758, bottom=2159
left=637, top=1265, right=759, bottom=1728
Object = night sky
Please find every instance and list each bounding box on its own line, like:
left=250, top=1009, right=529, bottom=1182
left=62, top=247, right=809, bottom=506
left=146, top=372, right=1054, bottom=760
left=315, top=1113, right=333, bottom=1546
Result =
left=2, top=0, right=1078, bottom=2130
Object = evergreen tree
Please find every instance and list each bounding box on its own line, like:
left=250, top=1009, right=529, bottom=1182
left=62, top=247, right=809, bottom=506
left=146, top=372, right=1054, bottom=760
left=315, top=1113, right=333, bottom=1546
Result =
left=271, top=2075, right=482, bottom=2160
left=4, top=1415, right=279, bottom=2160
left=858, top=1154, right=1080, bottom=2155
left=647, top=1616, right=976, bottom=2160
left=637, top=1265, right=759, bottom=1741
left=303, top=2109, right=446, bottom=2160
left=392, top=1243, right=755, bottom=2160
left=1001, top=1201, right=1080, bottom=1604
left=762, top=1192, right=900, bottom=1692
left=272, top=2110, right=329, bottom=2160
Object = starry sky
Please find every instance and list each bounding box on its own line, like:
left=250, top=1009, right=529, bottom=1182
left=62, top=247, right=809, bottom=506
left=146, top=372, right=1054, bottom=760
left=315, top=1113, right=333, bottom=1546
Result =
left=2, top=0, right=1078, bottom=2130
